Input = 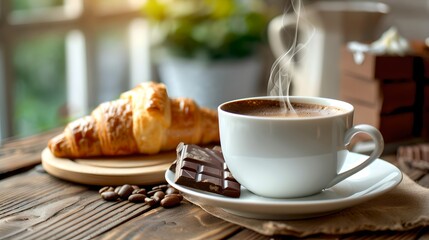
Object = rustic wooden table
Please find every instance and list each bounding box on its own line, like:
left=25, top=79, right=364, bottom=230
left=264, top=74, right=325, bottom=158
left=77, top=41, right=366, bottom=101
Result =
left=1, top=130, right=429, bottom=240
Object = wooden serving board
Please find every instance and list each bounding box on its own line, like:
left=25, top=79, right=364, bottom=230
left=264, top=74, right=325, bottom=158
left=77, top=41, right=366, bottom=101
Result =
left=41, top=148, right=176, bottom=186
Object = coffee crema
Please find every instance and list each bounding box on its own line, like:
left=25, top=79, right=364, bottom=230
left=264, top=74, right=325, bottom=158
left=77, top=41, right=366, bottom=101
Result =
left=221, top=99, right=345, bottom=118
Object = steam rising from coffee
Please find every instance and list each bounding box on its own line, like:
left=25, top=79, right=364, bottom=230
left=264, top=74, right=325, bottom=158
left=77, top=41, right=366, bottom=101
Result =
left=267, top=0, right=315, bottom=116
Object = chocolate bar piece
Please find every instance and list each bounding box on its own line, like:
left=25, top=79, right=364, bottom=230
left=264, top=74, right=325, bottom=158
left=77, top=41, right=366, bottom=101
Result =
left=397, top=143, right=429, bottom=170
left=174, top=143, right=240, bottom=198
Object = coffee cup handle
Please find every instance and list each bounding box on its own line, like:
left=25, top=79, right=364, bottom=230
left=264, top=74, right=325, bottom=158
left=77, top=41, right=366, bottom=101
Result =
left=325, top=124, right=384, bottom=188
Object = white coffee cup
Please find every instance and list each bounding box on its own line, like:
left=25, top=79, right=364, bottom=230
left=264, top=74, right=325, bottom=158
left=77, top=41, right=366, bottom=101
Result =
left=218, top=96, right=384, bottom=198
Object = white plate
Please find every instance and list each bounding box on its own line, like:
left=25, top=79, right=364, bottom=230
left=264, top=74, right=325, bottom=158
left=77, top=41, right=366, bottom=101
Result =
left=165, top=152, right=403, bottom=220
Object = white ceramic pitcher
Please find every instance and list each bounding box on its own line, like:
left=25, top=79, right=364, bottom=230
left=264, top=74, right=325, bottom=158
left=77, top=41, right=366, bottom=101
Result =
left=268, top=1, right=389, bottom=98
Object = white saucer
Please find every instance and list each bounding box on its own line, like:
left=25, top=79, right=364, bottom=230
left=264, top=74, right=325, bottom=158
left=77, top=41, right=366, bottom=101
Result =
left=165, top=152, right=403, bottom=220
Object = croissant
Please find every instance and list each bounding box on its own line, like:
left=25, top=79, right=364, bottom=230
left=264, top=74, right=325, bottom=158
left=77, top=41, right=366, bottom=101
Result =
left=48, top=82, right=219, bottom=158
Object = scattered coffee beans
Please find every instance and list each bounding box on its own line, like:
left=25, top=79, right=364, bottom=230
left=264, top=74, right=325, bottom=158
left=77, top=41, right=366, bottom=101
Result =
left=128, top=194, right=146, bottom=203
left=118, top=184, right=134, bottom=199
left=147, top=189, right=161, bottom=196
left=99, top=184, right=182, bottom=209
left=153, top=191, right=165, bottom=199
left=132, top=189, right=147, bottom=195
left=152, top=184, right=169, bottom=192
left=101, top=191, right=119, bottom=201
left=99, top=186, right=114, bottom=194
left=160, top=195, right=181, bottom=208
left=166, top=193, right=183, bottom=202
left=145, top=197, right=156, bottom=206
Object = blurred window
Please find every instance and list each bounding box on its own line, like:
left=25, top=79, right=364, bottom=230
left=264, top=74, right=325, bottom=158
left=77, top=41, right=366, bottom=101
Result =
left=13, top=34, right=66, bottom=137
left=12, top=0, right=64, bottom=11
left=0, top=0, right=150, bottom=140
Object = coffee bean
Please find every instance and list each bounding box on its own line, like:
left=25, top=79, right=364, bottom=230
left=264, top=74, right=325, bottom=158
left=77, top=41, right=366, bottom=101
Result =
left=145, top=197, right=156, bottom=206
left=165, top=187, right=179, bottom=195
left=101, top=191, right=119, bottom=201
left=176, top=194, right=184, bottom=201
left=147, top=190, right=162, bottom=196
left=151, top=195, right=161, bottom=203
left=100, top=183, right=182, bottom=208
left=166, top=193, right=183, bottom=202
left=99, top=186, right=114, bottom=194
left=132, top=189, right=147, bottom=195
left=160, top=195, right=181, bottom=208
left=153, top=191, right=165, bottom=200
left=128, top=194, right=146, bottom=203
left=152, top=184, right=168, bottom=191
left=118, top=184, right=134, bottom=199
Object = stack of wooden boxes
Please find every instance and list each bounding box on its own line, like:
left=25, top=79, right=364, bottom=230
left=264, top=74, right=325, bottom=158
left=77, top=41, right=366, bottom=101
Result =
left=423, top=78, right=429, bottom=139
left=424, top=84, right=429, bottom=139
left=416, top=43, right=429, bottom=139
left=340, top=43, right=429, bottom=143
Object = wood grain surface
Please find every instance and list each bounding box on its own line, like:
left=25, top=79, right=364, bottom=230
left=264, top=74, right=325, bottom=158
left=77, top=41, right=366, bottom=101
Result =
left=0, top=129, right=60, bottom=177
left=1, top=132, right=429, bottom=239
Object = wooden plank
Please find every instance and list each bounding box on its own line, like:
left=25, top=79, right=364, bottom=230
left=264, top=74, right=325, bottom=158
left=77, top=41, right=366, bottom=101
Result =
left=96, top=201, right=242, bottom=240
left=0, top=169, right=155, bottom=240
left=0, top=129, right=60, bottom=176
left=0, top=128, right=60, bottom=149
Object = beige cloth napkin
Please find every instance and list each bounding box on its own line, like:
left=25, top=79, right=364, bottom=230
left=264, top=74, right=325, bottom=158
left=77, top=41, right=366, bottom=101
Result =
left=187, top=174, right=429, bottom=237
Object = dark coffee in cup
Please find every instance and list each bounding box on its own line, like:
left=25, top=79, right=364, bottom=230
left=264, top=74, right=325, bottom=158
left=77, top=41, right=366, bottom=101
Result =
left=221, top=99, right=345, bottom=118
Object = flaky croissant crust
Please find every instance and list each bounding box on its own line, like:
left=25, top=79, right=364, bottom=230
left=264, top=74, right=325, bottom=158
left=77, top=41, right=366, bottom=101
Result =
left=48, top=82, right=219, bottom=158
